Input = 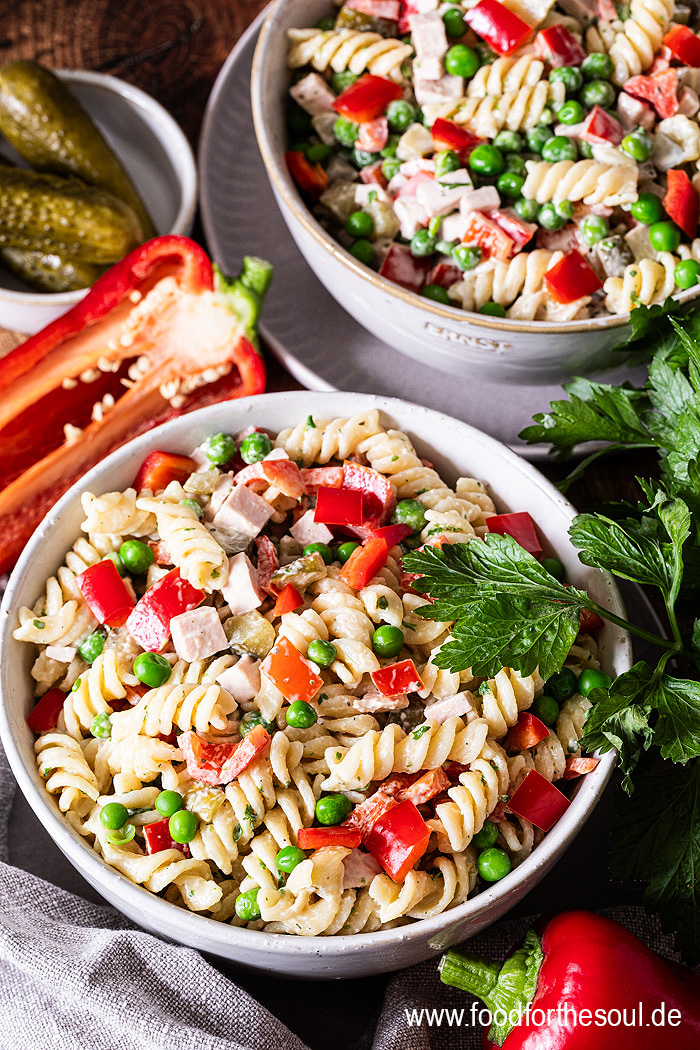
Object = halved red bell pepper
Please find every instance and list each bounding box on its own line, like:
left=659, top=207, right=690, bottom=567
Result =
left=286, top=150, right=329, bottom=199
left=465, top=0, right=532, bottom=56
left=126, top=568, right=204, bottom=651
left=272, top=583, right=304, bottom=617
left=297, top=826, right=362, bottom=850
left=506, top=711, right=550, bottom=751
left=535, top=24, right=585, bottom=67
left=333, top=74, right=403, bottom=124
left=543, top=250, right=602, bottom=304
left=564, top=754, right=600, bottom=779
left=579, top=606, right=604, bottom=633
left=0, top=238, right=271, bottom=574
left=486, top=511, right=542, bottom=557
left=665, top=24, right=700, bottom=67
left=77, top=559, right=135, bottom=628
left=314, top=486, right=364, bottom=526
left=431, top=118, right=483, bottom=161
left=260, top=636, right=324, bottom=704
left=508, top=769, right=570, bottom=831
left=27, top=687, right=65, bottom=733
left=663, top=169, right=699, bottom=239
left=144, top=817, right=189, bottom=855
left=371, top=659, right=424, bottom=697
left=133, top=451, right=196, bottom=493
left=579, top=104, right=624, bottom=145
left=624, top=69, right=679, bottom=119
left=179, top=724, right=270, bottom=786
left=340, top=536, right=389, bottom=589
left=365, top=799, right=431, bottom=882
left=343, top=461, right=397, bottom=528
left=462, top=211, right=515, bottom=262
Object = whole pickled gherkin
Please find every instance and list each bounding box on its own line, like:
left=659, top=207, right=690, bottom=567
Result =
left=0, top=166, right=142, bottom=263
left=0, top=246, right=104, bottom=291
left=0, top=61, right=155, bottom=239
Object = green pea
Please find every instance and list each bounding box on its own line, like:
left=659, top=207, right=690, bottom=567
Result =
left=286, top=104, right=312, bottom=136
left=675, top=259, right=700, bottom=289
left=307, top=639, right=337, bottom=669
left=649, top=221, right=681, bottom=253
left=277, top=846, right=307, bottom=873
left=410, top=229, right=437, bottom=257
left=239, top=431, right=271, bottom=465
left=107, top=824, right=135, bottom=845
left=580, top=80, right=615, bottom=109
left=435, top=238, right=457, bottom=255
left=106, top=551, right=126, bottom=576
left=581, top=214, right=609, bottom=247
left=155, top=790, right=184, bottom=818
left=349, top=238, right=375, bottom=265
left=422, top=283, right=451, bottom=304
left=477, top=846, right=512, bottom=882
left=514, top=197, right=540, bottom=222
left=557, top=100, right=585, bottom=125
left=336, top=541, right=360, bottom=564
left=496, top=171, right=525, bottom=198
left=621, top=132, right=651, bottom=162
left=306, top=142, right=332, bottom=165
left=577, top=669, right=613, bottom=696
left=179, top=498, right=203, bottom=518
left=316, top=16, right=335, bottom=30
left=90, top=712, right=111, bottom=739
left=203, top=432, right=236, bottom=465
left=472, top=820, right=499, bottom=850
left=331, top=70, right=358, bottom=93
left=372, top=625, right=404, bottom=657
left=541, top=556, right=565, bottom=581
left=531, top=694, right=560, bottom=726
left=525, top=125, right=553, bottom=154
left=334, top=116, right=359, bottom=148
left=304, top=541, right=334, bottom=564
left=72, top=677, right=82, bottom=692
left=443, top=6, right=467, bottom=37
left=133, top=651, right=172, bottom=688
left=445, top=44, right=480, bottom=78
left=549, top=66, right=583, bottom=95
left=235, top=887, right=261, bottom=921
left=546, top=667, right=578, bottom=703
left=392, top=498, right=427, bottom=533
left=556, top=200, right=574, bottom=221
left=78, top=628, right=106, bottom=665
left=452, top=244, right=482, bottom=270
left=316, top=793, right=352, bottom=826
left=479, top=302, right=507, bottom=316
left=386, top=99, right=416, bottom=133
left=240, top=710, right=274, bottom=736
left=381, top=157, right=402, bottom=181
left=505, top=153, right=527, bottom=177
left=581, top=52, right=613, bottom=81
left=169, top=809, right=198, bottom=843
left=100, top=802, right=129, bottom=830
left=538, top=202, right=567, bottom=231
left=286, top=700, right=318, bottom=729
left=541, top=135, right=578, bottom=163
left=493, top=130, right=522, bottom=154
left=380, top=133, right=401, bottom=158
left=469, top=143, right=505, bottom=178
left=119, top=539, right=154, bottom=575
left=630, top=192, right=664, bottom=225
left=352, top=147, right=380, bottom=168
left=435, top=149, right=461, bottom=177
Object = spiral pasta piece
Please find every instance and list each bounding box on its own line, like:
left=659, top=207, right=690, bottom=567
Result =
left=108, top=735, right=183, bottom=787
left=35, top=732, right=100, bottom=815
left=369, top=848, right=478, bottom=922
left=591, top=0, right=674, bottom=85
left=110, top=682, right=238, bottom=741
left=603, top=253, right=677, bottom=314
left=81, top=488, right=156, bottom=539
left=427, top=80, right=563, bottom=139
left=522, top=159, right=638, bottom=207
left=287, top=28, right=413, bottom=82
left=448, top=251, right=562, bottom=322
left=136, top=483, right=228, bottom=591
left=60, top=650, right=127, bottom=739
left=275, top=409, right=383, bottom=465
left=478, top=667, right=542, bottom=739
left=430, top=740, right=509, bottom=851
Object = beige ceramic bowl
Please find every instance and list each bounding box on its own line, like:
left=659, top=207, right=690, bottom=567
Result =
left=0, top=392, right=631, bottom=977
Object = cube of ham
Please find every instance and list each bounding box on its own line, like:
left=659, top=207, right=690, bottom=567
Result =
left=411, top=12, right=449, bottom=81
left=343, top=849, right=383, bottom=889
left=216, top=655, right=261, bottom=703
left=45, top=645, right=77, bottom=663
left=290, top=72, right=336, bottom=116
left=206, top=471, right=234, bottom=519
left=290, top=508, right=334, bottom=548
left=423, top=692, right=473, bottom=723
left=212, top=484, right=274, bottom=553
left=220, top=552, right=266, bottom=614
left=170, top=606, right=228, bottom=663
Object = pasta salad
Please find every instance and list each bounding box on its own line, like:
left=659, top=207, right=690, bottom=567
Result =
left=284, top=0, right=700, bottom=320
left=18, top=410, right=608, bottom=935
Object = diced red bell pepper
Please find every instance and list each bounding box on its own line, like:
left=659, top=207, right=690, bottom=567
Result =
left=77, top=559, right=135, bottom=628
left=144, top=817, right=189, bottom=855
left=379, top=244, right=431, bottom=291
left=579, top=105, right=624, bottom=146
left=506, top=712, right=550, bottom=751
left=345, top=790, right=399, bottom=838
left=260, top=636, right=323, bottom=704
left=314, top=486, right=364, bottom=526
left=543, top=250, right=602, bottom=304
left=535, top=24, right=585, bottom=68
left=465, top=0, right=532, bottom=56
left=365, top=799, right=431, bottom=882
left=301, top=466, right=344, bottom=493
left=486, top=208, right=536, bottom=250
left=0, top=238, right=269, bottom=575
left=339, top=536, right=389, bottom=589
left=272, top=583, right=304, bottom=617
left=462, top=211, right=516, bottom=262
left=219, top=724, right=271, bottom=781
left=133, top=451, right=196, bottom=493
left=126, top=568, right=204, bottom=651
left=371, top=659, right=424, bottom=697
left=343, top=461, right=396, bottom=528
left=624, top=69, right=679, bottom=119
left=427, top=260, right=462, bottom=289
left=508, top=769, right=570, bottom=831
left=179, top=724, right=270, bottom=786
left=564, top=755, right=600, bottom=780
left=285, top=150, right=329, bottom=198
left=486, top=511, right=542, bottom=557
left=664, top=24, right=700, bottom=67
left=297, top=826, right=362, bottom=850
left=333, top=73, right=403, bottom=124
left=663, top=169, right=699, bottom=239
left=431, top=118, right=483, bottom=161
left=402, top=767, right=451, bottom=806
left=580, top=607, right=604, bottom=633
left=347, top=0, right=401, bottom=19
left=356, top=116, right=389, bottom=154
left=27, top=687, right=65, bottom=733
left=372, top=522, right=413, bottom=549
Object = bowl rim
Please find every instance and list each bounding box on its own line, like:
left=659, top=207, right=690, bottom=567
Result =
left=0, top=391, right=630, bottom=958
left=0, top=67, right=197, bottom=307
left=250, top=0, right=700, bottom=336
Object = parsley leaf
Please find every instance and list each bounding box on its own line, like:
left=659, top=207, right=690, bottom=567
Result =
left=581, top=663, right=655, bottom=790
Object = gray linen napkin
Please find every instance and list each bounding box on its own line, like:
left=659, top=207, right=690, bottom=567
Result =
left=0, top=735, right=683, bottom=1050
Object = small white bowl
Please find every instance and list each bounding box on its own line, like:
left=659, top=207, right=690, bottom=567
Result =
left=0, top=69, right=197, bottom=334
left=0, top=392, right=631, bottom=978
left=251, top=0, right=698, bottom=384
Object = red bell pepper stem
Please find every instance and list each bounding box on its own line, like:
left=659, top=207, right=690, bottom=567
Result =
left=27, top=687, right=66, bottom=733
left=77, top=559, right=135, bottom=628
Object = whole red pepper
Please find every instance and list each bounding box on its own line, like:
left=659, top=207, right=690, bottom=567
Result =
left=440, top=911, right=700, bottom=1049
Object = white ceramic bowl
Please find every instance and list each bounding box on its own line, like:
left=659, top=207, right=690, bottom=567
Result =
left=0, top=391, right=631, bottom=977
left=0, top=69, right=197, bottom=334
left=251, top=0, right=697, bottom=384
